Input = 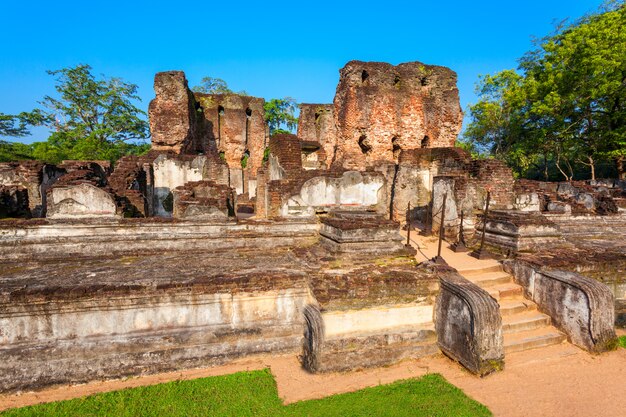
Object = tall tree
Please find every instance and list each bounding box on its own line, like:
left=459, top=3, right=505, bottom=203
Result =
left=192, top=77, right=247, bottom=95
left=0, top=110, right=48, bottom=162
left=264, top=97, right=298, bottom=135
left=0, top=110, right=47, bottom=138
left=464, top=2, right=626, bottom=180
left=35, top=64, right=149, bottom=162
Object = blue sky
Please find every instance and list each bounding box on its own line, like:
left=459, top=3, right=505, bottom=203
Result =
left=1, top=0, right=604, bottom=143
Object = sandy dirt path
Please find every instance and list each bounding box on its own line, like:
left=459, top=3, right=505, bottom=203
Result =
left=1, top=335, right=625, bottom=417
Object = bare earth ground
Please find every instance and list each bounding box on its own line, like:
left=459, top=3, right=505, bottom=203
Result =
left=1, top=333, right=625, bottom=417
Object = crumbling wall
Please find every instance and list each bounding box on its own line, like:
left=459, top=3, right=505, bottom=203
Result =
left=515, top=179, right=624, bottom=215
left=0, top=161, right=64, bottom=217
left=151, top=154, right=208, bottom=217
left=332, top=61, right=463, bottom=170
left=391, top=148, right=472, bottom=223
left=195, top=94, right=266, bottom=178
left=470, top=159, right=515, bottom=209
left=172, top=180, right=235, bottom=220
left=149, top=71, right=202, bottom=154
left=297, top=104, right=335, bottom=168
left=0, top=185, right=29, bottom=218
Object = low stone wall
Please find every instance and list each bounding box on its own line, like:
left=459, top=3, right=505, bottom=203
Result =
left=0, top=219, right=319, bottom=261
left=434, top=270, right=504, bottom=376
left=0, top=277, right=312, bottom=393
left=503, top=260, right=618, bottom=352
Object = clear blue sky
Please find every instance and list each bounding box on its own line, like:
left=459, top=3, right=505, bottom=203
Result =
left=1, top=0, right=604, bottom=143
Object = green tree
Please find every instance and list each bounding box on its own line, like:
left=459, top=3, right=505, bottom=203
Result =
left=0, top=110, right=49, bottom=162
left=264, top=97, right=298, bottom=135
left=464, top=2, right=626, bottom=180
left=33, top=64, right=149, bottom=163
left=192, top=77, right=247, bottom=95
left=0, top=110, right=48, bottom=138
left=0, top=140, right=34, bottom=162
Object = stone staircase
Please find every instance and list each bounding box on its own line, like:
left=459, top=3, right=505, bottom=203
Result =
left=458, top=264, right=566, bottom=354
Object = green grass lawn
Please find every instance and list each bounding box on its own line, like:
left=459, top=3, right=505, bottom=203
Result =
left=619, top=335, right=626, bottom=349
left=1, top=370, right=491, bottom=417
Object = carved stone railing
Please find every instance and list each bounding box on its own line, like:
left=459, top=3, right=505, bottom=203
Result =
left=301, top=304, right=325, bottom=372
left=503, top=259, right=618, bottom=353
left=435, top=270, right=504, bottom=376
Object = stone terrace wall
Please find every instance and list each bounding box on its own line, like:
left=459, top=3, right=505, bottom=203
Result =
left=332, top=61, right=463, bottom=170
left=0, top=268, right=313, bottom=392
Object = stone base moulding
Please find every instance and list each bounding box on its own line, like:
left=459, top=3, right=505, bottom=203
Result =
left=301, top=303, right=438, bottom=373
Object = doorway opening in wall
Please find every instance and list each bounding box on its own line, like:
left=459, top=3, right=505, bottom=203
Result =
left=421, top=135, right=430, bottom=148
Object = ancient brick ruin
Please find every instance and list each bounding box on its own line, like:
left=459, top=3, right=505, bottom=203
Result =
left=0, top=60, right=623, bottom=392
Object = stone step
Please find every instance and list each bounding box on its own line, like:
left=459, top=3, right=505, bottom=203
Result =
left=457, top=264, right=503, bottom=276
left=502, top=312, right=551, bottom=333
left=464, top=271, right=513, bottom=287
left=504, top=327, right=566, bottom=354
left=498, top=298, right=536, bottom=316
left=487, top=283, right=523, bottom=301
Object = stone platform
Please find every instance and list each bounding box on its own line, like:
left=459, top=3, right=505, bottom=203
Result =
left=319, top=210, right=411, bottom=256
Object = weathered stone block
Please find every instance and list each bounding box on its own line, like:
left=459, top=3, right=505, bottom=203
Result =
left=47, top=183, right=120, bottom=219
left=435, top=270, right=504, bottom=376
left=515, top=192, right=541, bottom=212
left=503, top=260, right=618, bottom=353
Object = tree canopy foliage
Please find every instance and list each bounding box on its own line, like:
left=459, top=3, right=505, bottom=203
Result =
left=0, top=65, right=150, bottom=164
left=463, top=2, right=626, bottom=180
left=192, top=76, right=248, bottom=95
left=264, top=97, right=298, bottom=135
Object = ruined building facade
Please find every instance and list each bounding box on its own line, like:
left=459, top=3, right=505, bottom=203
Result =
left=0, top=60, right=622, bottom=394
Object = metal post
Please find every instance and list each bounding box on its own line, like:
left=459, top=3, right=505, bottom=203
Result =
left=406, top=201, right=411, bottom=247
left=421, top=188, right=433, bottom=236
left=452, top=209, right=468, bottom=252
left=472, top=191, right=492, bottom=259
left=432, top=192, right=448, bottom=265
